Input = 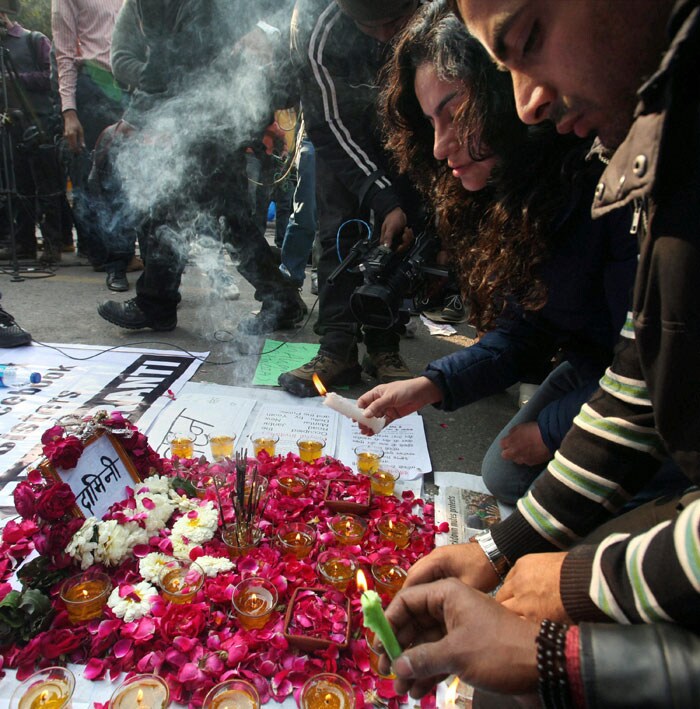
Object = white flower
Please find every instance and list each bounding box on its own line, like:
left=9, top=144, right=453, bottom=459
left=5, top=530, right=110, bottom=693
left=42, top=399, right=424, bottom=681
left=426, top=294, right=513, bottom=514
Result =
left=94, top=520, right=148, bottom=567
left=107, top=581, right=158, bottom=622
left=65, top=517, right=99, bottom=570
left=139, top=552, right=173, bottom=584
left=134, top=491, right=175, bottom=533
left=171, top=535, right=196, bottom=561
left=173, top=494, right=200, bottom=513
left=194, top=555, right=234, bottom=577
left=137, top=475, right=171, bottom=496
left=171, top=502, right=218, bottom=545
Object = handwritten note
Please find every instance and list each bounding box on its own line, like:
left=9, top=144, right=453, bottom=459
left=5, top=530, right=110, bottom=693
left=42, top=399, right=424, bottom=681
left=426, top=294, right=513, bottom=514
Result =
left=252, top=340, right=321, bottom=387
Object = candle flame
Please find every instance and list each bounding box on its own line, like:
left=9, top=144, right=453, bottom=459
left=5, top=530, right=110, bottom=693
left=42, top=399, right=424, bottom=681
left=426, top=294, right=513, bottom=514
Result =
left=137, top=688, right=144, bottom=702
left=389, top=519, right=394, bottom=531
left=446, top=677, right=460, bottom=706
left=312, top=373, right=327, bottom=396
left=324, top=693, right=333, bottom=704
left=356, top=569, right=368, bottom=592
left=82, top=589, right=89, bottom=599
left=295, top=533, right=301, bottom=542
left=39, top=691, right=49, bottom=705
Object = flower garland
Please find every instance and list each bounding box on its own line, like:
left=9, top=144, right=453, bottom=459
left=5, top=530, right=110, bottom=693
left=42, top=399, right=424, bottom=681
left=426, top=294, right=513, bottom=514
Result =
left=0, top=414, right=445, bottom=708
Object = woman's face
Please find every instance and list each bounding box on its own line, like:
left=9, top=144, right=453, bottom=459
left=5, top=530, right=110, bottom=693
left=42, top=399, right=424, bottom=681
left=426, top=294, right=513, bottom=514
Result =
left=414, top=62, right=498, bottom=192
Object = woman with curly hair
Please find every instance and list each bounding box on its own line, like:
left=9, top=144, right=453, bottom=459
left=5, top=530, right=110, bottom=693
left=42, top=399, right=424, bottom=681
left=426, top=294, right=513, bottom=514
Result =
left=357, top=0, right=641, bottom=506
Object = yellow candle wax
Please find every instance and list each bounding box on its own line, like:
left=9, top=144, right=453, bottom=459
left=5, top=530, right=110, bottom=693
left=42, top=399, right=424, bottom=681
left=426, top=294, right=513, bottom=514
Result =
left=300, top=675, right=355, bottom=709
left=158, top=564, right=203, bottom=604
left=297, top=439, right=325, bottom=462
left=330, top=515, right=367, bottom=546
left=278, top=474, right=309, bottom=497
left=279, top=530, right=314, bottom=559
left=376, top=515, right=414, bottom=549
left=170, top=436, right=194, bottom=458
left=208, top=689, right=258, bottom=709
left=371, top=562, right=407, bottom=598
left=319, top=559, right=355, bottom=591
left=110, top=679, right=169, bottom=709
left=18, top=681, right=71, bottom=709
left=355, top=452, right=382, bottom=475
left=233, top=579, right=277, bottom=630
left=252, top=436, right=277, bottom=457
left=61, top=575, right=110, bottom=623
left=369, top=469, right=398, bottom=496
left=209, top=435, right=235, bottom=461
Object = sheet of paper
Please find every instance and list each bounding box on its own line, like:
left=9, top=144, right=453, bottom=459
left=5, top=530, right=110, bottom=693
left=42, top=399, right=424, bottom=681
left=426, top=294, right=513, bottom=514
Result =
left=336, top=411, right=431, bottom=478
left=248, top=403, right=339, bottom=458
left=251, top=340, right=320, bottom=386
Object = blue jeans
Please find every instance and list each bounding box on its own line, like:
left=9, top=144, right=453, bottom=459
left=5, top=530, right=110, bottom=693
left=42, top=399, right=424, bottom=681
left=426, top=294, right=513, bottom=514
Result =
left=280, top=138, right=316, bottom=286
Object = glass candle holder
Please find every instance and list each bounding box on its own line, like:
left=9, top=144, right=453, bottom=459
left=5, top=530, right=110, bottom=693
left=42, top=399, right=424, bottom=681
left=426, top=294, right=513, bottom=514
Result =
left=277, top=522, right=316, bottom=559
left=369, top=468, right=400, bottom=497
left=222, top=524, right=263, bottom=558
left=297, top=437, right=326, bottom=462
left=300, top=673, right=356, bottom=709
left=10, top=666, right=75, bottom=709
left=208, top=433, right=235, bottom=461
left=250, top=433, right=279, bottom=458
left=232, top=577, right=278, bottom=630
left=202, top=679, right=260, bottom=709
left=158, top=560, right=204, bottom=604
left=169, top=431, right=195, bottom=459
left=59, top=571, right=111, bottom=624
left=108, top=674, right=170, bottom=709
left=329, top=513, right=367, bottom=546
left=370, top=553, right=409, bottom=598
left=353, top=446, right=384, bottom=475
left=192, top=471, right=220, bottom=499
left=316, top=549, right=358, bottom=592
left=277, top=472, right=309, bottom=497
left=366, top=633, right=397, bottom=679
left=376, top=513, right=415, bottom=549
left=244, top=474, right=269, bottom=505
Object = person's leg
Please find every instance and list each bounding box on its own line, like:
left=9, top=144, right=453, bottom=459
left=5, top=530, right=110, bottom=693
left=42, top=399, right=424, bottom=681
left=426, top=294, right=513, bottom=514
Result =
left=10, top=146, right=39, bottom=259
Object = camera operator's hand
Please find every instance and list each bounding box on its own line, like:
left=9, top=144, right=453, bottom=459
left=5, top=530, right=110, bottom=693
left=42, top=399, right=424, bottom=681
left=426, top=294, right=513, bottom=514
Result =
left=357, top=376, right=442, bottom=433
left=380, top=207, right=413, bottom=252
left=62, top=110, right=85, bottom=153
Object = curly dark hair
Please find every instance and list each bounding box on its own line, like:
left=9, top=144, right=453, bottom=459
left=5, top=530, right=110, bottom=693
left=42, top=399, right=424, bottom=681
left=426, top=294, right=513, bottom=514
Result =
left=379, top=0, right=589, bottom=330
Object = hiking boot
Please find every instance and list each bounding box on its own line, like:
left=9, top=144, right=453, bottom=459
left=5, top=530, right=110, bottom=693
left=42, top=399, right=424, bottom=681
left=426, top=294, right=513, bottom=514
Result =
left=363, top=351, right=412, bottom=384
left=278, top=351, right=362, bottom=397
left=97, top=298, right=176, bottom=331
left=237, top=292, right=307, bottom=336
left=0, top=303, right=31, bottom=347
left=423, top=293, right=469, bottom=324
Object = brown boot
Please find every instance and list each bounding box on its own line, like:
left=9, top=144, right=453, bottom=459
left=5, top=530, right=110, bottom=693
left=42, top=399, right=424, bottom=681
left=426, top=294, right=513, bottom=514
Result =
left=362, top=351, right=411, bottom=384
left=278, top=351, right=362, bottom=397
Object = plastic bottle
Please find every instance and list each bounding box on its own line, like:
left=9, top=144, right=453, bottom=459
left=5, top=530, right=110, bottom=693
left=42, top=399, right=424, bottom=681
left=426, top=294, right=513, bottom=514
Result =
left=0, top=364, right=41, bottom=387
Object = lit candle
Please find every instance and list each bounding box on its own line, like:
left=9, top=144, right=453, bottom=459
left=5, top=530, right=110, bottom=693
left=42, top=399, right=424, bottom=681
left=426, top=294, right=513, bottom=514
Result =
left=209, top=434, right=235, bottom=461
left=300, top=673, right=356, bottom=709
left=277, top=523, right=316, bottom=559
left=158, top=562, right=204, bottom=604
left=369, top=468, right=399, bottom=496
left=13, top=668, right=75, bottom=709
left=109, top=674, right=170, bottom=709
left=313, top=374, right=386, bottom=434
left=277, top=473, right=309, bottom=497
left=376, top=513, right=414, bottom=549
left=232, top=577, right=277, bottom=630
left=329, top=513, right=367, bottom=546
left=251, top=434, right=279, bottom=457
left=354, top=447, right=384, bottom=475
left=60, top=572, right=111, bottom=623
left=297, top=437, right=326, bottom=462
left=202, top=679, right=260, bottom=709
left=169, top=433, right=194, bottom=459
left=356, top=570, right=401, bottom=662
left=193, top=474, right=215, bottom=499
left=316, top=550, right=358, bottom=592
left=370, top=554, right=408, bottom=598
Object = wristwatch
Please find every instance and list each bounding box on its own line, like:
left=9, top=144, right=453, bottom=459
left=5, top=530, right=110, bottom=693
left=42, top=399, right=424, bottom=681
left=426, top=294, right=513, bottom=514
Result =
left=469, top=529, right=510, bottom=581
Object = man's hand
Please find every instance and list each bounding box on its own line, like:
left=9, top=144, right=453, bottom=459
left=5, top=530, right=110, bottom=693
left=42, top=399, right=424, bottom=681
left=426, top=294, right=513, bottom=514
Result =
left=500, top=422, right=552, bottom=466
left=62, top=109, right=85, bottom=153
left=403, top=542, right=501, bottom=592
left=380, top=207, right=413, bottom=251
left=356, top=377, right=442, bottom=434
left=377, top=579, right=540, bottom=698
left=496, top=552, right=571, bottom=623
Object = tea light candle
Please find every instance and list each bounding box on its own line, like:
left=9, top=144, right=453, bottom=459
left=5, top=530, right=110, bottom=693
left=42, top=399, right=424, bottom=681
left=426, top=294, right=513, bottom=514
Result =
left=297, top=437, right=326, bottom=462
left=313, top=374, right=385, bottom=434
left=317, top=550, right=358, bottom=592
left=60, top=572, right=111, bottom=624
left=370, top=554, right=408, bottom=598
left=169, top=433, right=194, bottom=459
left=300, top=673, right=356, bottom=709
left=158, top=561, right=204, bottom=604
left=202, top=679, right=260, bottom=709
left=109, top=674, right=170, bottom=709
left=329, top=513, right=367, bottom=546
left=232, top=577, right=278, bottom=630
left=369, top=468, right=399, bottom=496
left=12, top=667, right=75, bottom=709
left=353, top=447, right=384, bottom=475
left=277, top=522, right=316, bottom=559
left=356, top=570, right=401, bottom=662
left=193, top=473, right=216, bottom=499
left=376, top=513, right=414, bottom=549
left=277, top=472, right=309, bottom=497
left=209, top=434, right=235, bottom=461
left=251, top=434, right=279, bottom=457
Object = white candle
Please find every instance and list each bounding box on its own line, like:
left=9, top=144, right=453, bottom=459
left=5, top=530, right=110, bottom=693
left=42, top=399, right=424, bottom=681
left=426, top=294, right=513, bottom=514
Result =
left=322, top=392, right=386, bottom=434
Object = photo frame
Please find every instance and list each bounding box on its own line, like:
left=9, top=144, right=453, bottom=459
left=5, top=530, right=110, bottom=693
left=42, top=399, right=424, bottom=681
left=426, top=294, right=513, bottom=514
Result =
left=41, top=430, right=142, bottom=519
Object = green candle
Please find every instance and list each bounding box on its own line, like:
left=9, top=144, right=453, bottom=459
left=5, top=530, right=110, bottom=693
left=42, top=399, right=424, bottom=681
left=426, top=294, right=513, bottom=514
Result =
left=360, top=589, right=402, bottom=661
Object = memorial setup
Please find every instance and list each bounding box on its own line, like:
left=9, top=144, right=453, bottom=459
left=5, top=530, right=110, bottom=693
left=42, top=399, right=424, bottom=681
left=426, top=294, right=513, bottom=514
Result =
left=0, top=410, right=444, bottom=708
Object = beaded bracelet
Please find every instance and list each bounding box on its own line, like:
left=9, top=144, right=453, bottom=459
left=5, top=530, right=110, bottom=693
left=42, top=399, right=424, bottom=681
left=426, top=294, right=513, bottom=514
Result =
left=536, top=619, right=572, bottom=709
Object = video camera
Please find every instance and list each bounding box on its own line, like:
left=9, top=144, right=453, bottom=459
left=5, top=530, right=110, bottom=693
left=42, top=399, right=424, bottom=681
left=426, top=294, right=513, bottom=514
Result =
left=327, top=228, right=447, bottom=330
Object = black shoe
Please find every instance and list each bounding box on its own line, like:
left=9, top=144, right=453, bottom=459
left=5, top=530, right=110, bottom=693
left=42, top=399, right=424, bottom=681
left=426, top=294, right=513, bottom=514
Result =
left=106, top=273, right=129, bottom=292
left=237, top=292, right=307, bottom=336
left=310, top=271, right=319, bottom=296
left=0, top=304, right=31, bottom=347
left=97, top=298, right=176, bottom=331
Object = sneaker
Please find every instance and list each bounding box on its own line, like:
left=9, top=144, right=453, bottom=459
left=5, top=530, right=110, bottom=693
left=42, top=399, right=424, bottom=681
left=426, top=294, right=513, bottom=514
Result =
left=310, top=270, right=319, bottom=296
left=237, top=292, right=307, bottom=336
left=97, top=298, right=176, bottom=331
left=363, top=351, right=412, bottom=384
left=278, top=351, right=362, bottom=397
left=106, top=272, right=129, bottom=292
left=0, top=303, right=31, bottom=347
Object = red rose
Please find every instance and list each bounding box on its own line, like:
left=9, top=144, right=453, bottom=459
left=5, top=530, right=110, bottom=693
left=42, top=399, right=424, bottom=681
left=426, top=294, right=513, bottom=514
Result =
left=39, top=627, right=86, bottom=659
left=36, top=483, right=76, bottom=521
left=34, top=518, right=83, bottom=557
left=13, top=482, right=36, bottom=519
left=159, top=603, right=207, bottom=643
left=43, top=435, right=83, bottom=470
left=41, top=425, right=65, bottom=445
